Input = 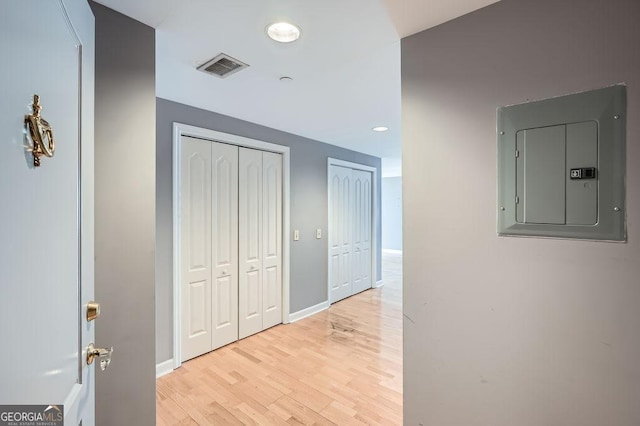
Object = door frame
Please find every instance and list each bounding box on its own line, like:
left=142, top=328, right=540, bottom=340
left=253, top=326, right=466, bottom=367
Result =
left=172, top=122, right=291, bottom=369
left=327, top=158, right=379, bottom=304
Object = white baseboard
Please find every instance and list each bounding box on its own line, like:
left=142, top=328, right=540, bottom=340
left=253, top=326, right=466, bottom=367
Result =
left=289, top=300, right=330, bottom=323
left=382, top=249, right=403, bottom=255
left=156, top=359, right=174, bottom=378
left=374, top=280, right=384, bottom=288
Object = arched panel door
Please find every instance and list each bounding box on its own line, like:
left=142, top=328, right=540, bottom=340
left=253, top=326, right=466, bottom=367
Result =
left=329, top=165, right=354, bottom=303
left=239, top=148, right=264, bottom=339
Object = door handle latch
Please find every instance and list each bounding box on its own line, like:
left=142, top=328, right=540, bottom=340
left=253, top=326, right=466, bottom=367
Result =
left=87, top=343, right=113, bottom=371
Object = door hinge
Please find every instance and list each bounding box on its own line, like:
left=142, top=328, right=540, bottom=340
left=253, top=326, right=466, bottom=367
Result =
left=515, top=150, right=520, bottom=158
left=515, top=196, right=520, bottom=204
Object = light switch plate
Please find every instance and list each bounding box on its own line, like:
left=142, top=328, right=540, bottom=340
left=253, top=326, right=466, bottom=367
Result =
left=293, top=229, right=299, bottom=241
left=497, top=84, right=626, bottom=241
left=316, top=229, right=322, bottom=239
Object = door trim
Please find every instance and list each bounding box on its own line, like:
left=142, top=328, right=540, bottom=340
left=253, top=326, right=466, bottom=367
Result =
left=172, top=123, right=291, bottom=370
left=327, top=158, right=378, bottom=304
left=68, top=0, right=96, bottom=420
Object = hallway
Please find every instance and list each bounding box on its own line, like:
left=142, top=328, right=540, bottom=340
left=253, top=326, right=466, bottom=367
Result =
left=157, top=252, right=403, bottom=425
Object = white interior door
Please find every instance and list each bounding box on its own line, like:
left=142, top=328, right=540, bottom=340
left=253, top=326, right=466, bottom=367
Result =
left=239, top=148, right=264, bottom=339
left=180, top=141, right=283, bottom=355
left=0, top=0, right=95, bottom=423
left=262, top=152, right=283, bottom=329
left=211, top=142, right=239, bottom=350
left=352, top=170, right=372, bottom=294
left=181, top=136, right=213, bottom=361
left=329, top=165, right=354, bottom=303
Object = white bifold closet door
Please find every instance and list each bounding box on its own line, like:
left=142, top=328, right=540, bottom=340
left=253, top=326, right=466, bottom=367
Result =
left=352, top=169, right=372, bottom=293
left=329, top=166, right=353, bottom=303
left=181, top=137, right=239, bottom=361
left=329, top=165, right=372, bottom=303
left=211, top=142, right=239, bottom=348
left=239, top=148, right=283, bottom=339
left=181, top=138, right=282, bottom=362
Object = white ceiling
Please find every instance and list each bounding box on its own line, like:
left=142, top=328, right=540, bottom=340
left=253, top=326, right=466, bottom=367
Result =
left=95, top=0, right=499, bottom=177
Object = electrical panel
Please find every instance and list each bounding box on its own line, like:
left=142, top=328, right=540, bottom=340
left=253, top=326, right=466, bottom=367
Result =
left=497, top=85, right=626, bottom=241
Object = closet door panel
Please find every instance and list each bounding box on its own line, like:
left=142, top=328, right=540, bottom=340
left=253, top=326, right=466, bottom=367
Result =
left=329, top=171, right=342, bottom=302
left=188, top=281, right=208, bottom=335
left=352, top=175, right=364, bottom=291
left=361, top=174, right=372, bottom=288
left=181, top=136, right=213, bottom=361
left=341, top=171, right=354, bottom=296
left=245, top=269, right=261, bottom=317
left=213, top=276, right=232, bottom=327
left=211, top=142, right=239, bottom=349
left=264, top=267, right=279, bottom=314
left=329, top=165, right=353, bottom=303
left=239, top=148, right=263, bottom=339
left=352, top=170, right=372, bottom=294
left=262, top=152, right=282, bottom=329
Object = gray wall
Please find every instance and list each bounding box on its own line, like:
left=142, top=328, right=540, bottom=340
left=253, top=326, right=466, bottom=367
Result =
left=156, top=98, right=382, bottom=364
left=382, top=176, right=402, bottom=250
left=91, top=3, right=156, bottom=425
left=402, top=0, right=640, bottom=424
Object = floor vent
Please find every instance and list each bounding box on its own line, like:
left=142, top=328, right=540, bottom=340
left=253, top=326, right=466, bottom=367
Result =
left=197, top=53, right=249, bottom=78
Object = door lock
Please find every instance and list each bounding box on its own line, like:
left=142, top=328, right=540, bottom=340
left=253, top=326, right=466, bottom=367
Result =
left=87, top=343, right=113, bottom=371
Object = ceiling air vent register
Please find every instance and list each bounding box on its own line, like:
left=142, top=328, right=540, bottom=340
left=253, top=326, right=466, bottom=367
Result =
left=197, top=53, right=249, bottom=78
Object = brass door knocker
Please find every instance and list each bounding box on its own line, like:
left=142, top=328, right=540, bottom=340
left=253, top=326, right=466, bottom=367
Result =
left=25, top=94, right=55, bottom=167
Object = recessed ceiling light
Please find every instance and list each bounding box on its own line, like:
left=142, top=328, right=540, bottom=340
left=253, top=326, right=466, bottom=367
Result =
left=372, top=126, right=389, bottom=132
left=267, top=22, right=301, bottom=43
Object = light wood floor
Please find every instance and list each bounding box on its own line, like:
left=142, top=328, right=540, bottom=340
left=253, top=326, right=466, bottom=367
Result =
left=157, top=252, right=403, bottom=425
